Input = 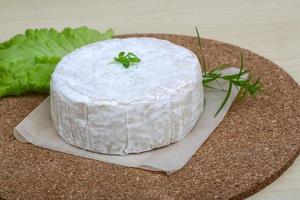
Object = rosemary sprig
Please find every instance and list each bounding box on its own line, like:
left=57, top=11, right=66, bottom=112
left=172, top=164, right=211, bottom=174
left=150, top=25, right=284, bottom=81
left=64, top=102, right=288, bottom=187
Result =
left=113, top=51, right=141, bottom=68
left=195, top=27, right=263, bottom=117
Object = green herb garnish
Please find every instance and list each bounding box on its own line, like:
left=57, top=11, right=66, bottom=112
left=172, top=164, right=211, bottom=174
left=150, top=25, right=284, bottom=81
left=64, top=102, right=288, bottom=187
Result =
left=195, top=27, right=263, bottom=117
left=114, top=51, right=141, bottom=68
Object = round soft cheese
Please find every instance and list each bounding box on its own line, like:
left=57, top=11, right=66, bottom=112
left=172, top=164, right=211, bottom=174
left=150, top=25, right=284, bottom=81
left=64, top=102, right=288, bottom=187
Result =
left=50, top=37, right=204, bottom=155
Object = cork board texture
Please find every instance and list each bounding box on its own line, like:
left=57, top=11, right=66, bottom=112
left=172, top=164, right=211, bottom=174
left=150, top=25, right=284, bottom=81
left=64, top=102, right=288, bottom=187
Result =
left=0, top=34, right=300, bottom=200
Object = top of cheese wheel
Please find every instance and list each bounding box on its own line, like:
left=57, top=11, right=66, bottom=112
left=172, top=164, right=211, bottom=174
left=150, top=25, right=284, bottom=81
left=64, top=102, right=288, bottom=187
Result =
left=52, top=37, right=202, bottom=103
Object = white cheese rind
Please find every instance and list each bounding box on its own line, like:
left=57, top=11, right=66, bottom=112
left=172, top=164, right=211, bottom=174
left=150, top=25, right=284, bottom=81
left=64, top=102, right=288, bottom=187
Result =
left=50, top=37, right=204, bottom=155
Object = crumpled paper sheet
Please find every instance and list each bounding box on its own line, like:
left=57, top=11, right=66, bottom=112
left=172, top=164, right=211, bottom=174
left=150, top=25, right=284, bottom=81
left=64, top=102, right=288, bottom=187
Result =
left=14, top=68, right=239, bottom=175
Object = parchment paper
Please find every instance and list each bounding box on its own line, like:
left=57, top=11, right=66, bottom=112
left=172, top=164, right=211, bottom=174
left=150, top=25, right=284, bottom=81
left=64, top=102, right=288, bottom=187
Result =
left=14, top=68, right=240, bottom=175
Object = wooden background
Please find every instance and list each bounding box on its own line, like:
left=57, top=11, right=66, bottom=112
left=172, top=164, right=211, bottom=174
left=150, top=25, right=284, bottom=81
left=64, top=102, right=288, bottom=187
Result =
left=1, top=0, right=299, bottom=199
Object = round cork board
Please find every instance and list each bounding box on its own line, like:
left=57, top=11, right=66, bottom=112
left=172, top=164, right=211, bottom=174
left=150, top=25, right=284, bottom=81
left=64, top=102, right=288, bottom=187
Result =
left=0, top=34, right=300, bottom=200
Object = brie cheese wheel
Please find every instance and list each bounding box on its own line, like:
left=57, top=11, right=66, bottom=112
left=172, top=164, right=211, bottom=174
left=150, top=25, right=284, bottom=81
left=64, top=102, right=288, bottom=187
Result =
left=50, top=37, right=204, bottom=155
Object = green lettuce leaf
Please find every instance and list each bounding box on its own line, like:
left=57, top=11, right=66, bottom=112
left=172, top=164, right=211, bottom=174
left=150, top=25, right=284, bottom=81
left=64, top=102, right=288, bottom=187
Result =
left=0, top=26, right=113, bottom=97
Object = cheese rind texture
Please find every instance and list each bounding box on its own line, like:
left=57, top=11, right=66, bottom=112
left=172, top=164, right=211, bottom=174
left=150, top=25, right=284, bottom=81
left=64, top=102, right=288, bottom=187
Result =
left=50, top=37, right=204, bottom=155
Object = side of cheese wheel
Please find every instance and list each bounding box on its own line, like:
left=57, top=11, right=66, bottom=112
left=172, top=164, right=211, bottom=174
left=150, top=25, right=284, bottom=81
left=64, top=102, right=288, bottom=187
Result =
left=50, top=37, right=204, bottom=155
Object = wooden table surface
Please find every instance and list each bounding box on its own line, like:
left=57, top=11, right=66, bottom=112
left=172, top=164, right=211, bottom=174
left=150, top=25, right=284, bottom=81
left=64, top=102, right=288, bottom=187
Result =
left=1, top=0, right=299, bottom=199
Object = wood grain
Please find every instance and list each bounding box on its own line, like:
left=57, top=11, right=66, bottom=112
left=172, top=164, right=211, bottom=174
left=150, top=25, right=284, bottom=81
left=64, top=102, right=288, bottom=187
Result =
left=0, top=1, right=299, bottom=199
